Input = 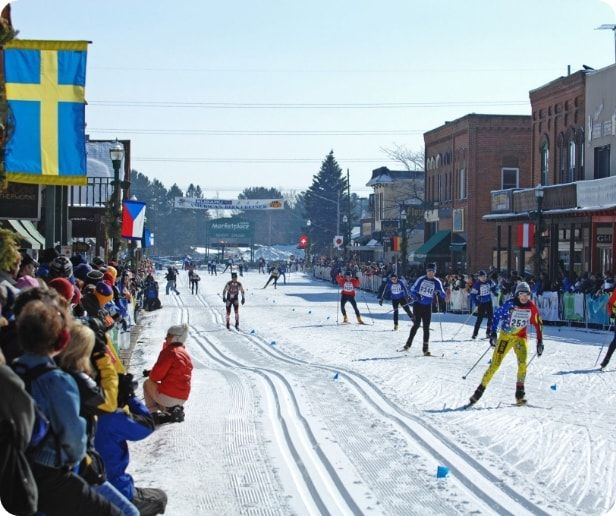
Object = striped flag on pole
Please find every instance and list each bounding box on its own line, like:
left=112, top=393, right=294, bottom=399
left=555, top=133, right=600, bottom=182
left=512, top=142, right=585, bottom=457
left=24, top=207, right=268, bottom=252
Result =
left=517, top=223, right=535, bottom=248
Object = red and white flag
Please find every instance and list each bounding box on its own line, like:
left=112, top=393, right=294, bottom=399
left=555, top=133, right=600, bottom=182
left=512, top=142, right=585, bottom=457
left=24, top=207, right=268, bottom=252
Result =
left=517, top=223, right=535, bottom=248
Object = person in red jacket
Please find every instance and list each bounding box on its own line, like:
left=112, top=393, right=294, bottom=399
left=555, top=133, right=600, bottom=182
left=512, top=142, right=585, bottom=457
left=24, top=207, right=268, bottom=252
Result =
left=336, top=270, right=365, bottom=324
left=142, top=323, right=193, bottom=422
left=600, top=289, right=616, bottom=369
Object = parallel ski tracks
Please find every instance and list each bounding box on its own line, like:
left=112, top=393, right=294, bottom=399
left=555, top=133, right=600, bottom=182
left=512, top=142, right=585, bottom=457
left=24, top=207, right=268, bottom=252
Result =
left=179, top=291, right=549, bottom=515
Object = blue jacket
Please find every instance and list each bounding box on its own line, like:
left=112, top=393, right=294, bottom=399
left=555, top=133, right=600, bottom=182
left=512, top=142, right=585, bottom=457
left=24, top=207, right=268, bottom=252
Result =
left=95, top=397, right=154, bottom=501
left=410, top=275, right=446, bottom=305
left=381, top=279, right=411, bottom=301
left=469, top=279, right=497, bottom=306
left=13, top=353, right=86, bottom=467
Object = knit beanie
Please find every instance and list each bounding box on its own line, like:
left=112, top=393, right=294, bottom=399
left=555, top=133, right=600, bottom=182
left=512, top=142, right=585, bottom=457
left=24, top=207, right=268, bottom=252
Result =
left=167, top=323, right=189, bottom=344
left=48, top=277, right=75, bottom=303
left=103, top=272, right=115, bottom=286
left=94, top=281, right=114, bottom=307
left=86, top=269, right=104, bottom=286
left=106, top=265, right=118, bottom=282
left=15, top=275, right=40, bottom=290
left=74, top=263, right=93, bottom=281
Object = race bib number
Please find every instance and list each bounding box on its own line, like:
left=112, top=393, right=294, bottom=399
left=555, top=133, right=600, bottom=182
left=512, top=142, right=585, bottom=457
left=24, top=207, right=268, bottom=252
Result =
left=391, top=284, right=403, bottom=296
left=509, top=309, right=531, bottom=329
left=418, top=281, right=434, bottom=298
left=343, top=281, right=354, bottom=292
left=479, top=284, right=491, bottom=297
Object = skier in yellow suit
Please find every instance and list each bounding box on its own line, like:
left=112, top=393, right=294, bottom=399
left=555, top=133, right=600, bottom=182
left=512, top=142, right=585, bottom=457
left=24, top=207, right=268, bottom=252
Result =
left=468, top=281, right=543, bottom=406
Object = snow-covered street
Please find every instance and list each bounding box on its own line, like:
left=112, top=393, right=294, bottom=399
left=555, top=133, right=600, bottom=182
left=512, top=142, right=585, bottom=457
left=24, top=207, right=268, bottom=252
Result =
left=128, top=269, right=616, bottom=515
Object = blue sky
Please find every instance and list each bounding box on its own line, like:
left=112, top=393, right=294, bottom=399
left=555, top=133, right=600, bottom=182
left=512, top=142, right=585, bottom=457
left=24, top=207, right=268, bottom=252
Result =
left=11, top=0, right=616, bottom=197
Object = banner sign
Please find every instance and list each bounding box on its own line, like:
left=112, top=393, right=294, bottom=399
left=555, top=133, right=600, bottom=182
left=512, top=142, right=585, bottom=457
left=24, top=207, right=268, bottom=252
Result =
left=0, top=183, right=41, bottom=220
left=175, top=197, right=284, bottom=210
left=207, top=219, right=254, bottom=240
left=121, top=200, right=146, bottom=240
left=517, top=223, right=535, bottom=248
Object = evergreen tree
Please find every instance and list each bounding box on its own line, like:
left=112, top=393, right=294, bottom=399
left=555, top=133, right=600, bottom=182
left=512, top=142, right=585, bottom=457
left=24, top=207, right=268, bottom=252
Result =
left=304, top=151, right=348, bottom=256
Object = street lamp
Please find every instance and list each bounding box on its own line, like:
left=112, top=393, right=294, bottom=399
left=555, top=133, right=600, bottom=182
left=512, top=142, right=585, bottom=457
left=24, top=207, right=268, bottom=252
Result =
left=305, top=219, right=311, bottom=267
left=400, top=207, right=407, bottom=275
left=596, top=24, right=616, bottom=62
left=342, top=214, right=348, bottom=258
left=534, top=185, right=544, bottom=277
left=109, top=139, right=124, bottom=261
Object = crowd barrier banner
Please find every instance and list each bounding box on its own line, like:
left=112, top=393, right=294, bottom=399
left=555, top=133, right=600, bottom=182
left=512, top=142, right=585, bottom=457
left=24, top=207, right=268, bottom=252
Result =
left=537, top=291, right=559, bottom=322
left=562, top=293, right=585, bottom=321
left=586, top=293, right=609, bottom=325
left=448, top=289, right=469, bottom=312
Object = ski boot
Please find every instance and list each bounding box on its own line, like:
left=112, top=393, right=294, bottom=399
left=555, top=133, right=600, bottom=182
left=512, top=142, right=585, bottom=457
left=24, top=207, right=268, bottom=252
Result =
left=357, top=315, right=366, bottom=325
left=235, top=321, right=239, bottom=330
left=169, top=405, right=185, bottom=422
left=226, top=320, right=230, bottom=330
left=422, top=342, right=431, bottom=356
left=343, top=314, right=349, bottom=323
left=469, top=384, right=485, bottom=405
left=471, top=334, right=477, bottom=340
left=393, top=324, right=398, bottom=331
left=402, top=337, right=413, bottom=352
left=515, top=383, right=526, bottom=406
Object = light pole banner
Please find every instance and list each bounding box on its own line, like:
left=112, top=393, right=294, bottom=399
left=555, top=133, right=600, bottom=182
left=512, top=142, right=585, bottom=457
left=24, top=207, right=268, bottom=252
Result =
left=333, top=235, right=343, bottom=248
left=175, top=197, right=284, bottom=210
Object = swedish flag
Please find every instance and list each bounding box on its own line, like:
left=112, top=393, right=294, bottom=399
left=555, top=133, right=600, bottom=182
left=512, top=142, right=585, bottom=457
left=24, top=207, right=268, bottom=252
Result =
left=3, top=40, right=89, bottom=186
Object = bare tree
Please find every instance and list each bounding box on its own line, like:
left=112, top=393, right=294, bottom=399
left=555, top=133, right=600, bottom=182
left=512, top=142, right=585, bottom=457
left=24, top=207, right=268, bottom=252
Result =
left=381, top=143, right=425, bottom=172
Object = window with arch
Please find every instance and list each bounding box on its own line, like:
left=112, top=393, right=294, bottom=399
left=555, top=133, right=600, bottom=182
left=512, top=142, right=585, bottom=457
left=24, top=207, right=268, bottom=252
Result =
left=540, top=141, right=549, bottom=185
left=558, top=134, right=565, bottom=183
left=568, top=139, right=576, bottom=183
left=578, top=130, right=585, bottom=179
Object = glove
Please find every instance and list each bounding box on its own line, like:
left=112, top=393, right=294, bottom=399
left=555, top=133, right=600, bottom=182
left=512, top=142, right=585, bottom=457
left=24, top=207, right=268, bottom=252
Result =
left=489, top=333, right=498, bottom=347
left=241, top=297, right=245, bottom=305
left=142, top=369, right=150, bottom=378
left=536, top=339, right=544, bottom=357
left=378, top=299, right=383, bottom=306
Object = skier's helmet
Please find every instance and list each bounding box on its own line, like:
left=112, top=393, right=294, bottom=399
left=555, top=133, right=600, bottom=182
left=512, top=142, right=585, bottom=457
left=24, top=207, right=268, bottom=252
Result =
left=231, top=272, right=238, bottom=278
left=49, top=256, right=73, bottom=279
left=478, top=270, right=487, bottom=277
left=515, top=281, right=531, bottom=295
left=426, top=262, right=436, bottom=272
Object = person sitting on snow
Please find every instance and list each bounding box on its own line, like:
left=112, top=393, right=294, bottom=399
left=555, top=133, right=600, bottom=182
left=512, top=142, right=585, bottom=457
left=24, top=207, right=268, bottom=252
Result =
left=142, top=324, right=192, bottom=423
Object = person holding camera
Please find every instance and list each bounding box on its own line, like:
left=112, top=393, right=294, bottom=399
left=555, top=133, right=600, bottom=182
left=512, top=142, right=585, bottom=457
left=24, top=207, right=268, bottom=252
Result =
left=142, top=324, right=192, bottom=423
left=468, top=281, right=544, bottom=407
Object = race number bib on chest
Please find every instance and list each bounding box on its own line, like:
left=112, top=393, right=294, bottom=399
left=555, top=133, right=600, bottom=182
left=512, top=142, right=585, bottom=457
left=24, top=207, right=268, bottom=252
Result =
left=418, top=281, right=434, bottom=298
left=343, top=281, right=354, bottom=292
left=391, top=284, right=403, bottom=296
left=509, top=309, right=531, bottom=329
left=479, top=284, right=491, bottom=297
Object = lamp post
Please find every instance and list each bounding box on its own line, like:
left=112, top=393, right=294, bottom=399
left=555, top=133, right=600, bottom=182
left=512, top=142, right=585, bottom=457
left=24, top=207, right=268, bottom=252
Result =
left=596, top=24, right=616, bottom=62
left=342, top=214, right=348, bottom=258
left=400, top=207, right=407, bottom=276
left=109, top=139, right=124, bottom=261
left=534, top=185, right=544, bottom=277
left=306, top=219, right=311, bottom=267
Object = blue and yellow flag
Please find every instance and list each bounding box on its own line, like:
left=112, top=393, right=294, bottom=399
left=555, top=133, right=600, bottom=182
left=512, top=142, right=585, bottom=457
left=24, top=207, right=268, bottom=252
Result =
left=3, top=40, right=89, bottom=186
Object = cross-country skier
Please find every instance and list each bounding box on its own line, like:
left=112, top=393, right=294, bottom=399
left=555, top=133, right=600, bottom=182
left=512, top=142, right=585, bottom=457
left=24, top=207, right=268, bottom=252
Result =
left=469, top=270, right=498, bottom=339
left=599, top=288, right=616, bottom=369
left=222, top=272, right=245, bottom=329
left=401, top=263, right=446, bottom=356
left=379, top=273, right=413, bottom=330
left=336, top=270, right=365, bottom=324
left=263, top=265, right=280, bottom=289
left=468, top=281, right=543, bottom=406
left=189, top=270, right=200, bottom=295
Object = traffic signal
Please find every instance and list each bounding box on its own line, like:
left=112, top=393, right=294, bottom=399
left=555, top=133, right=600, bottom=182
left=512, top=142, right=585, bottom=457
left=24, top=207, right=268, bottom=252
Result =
left=298, top=234, right=309, bottom=249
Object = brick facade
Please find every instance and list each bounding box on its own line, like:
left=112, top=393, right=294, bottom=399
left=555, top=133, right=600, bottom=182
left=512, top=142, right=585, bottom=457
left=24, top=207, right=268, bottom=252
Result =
left=424, top=114, right=532, bottom=272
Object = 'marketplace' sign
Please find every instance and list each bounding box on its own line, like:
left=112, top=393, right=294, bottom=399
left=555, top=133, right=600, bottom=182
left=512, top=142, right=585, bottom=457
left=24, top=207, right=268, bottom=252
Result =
left=207, top=220, right=254, bottom=241
left=175, top=197, right=284, bottom=210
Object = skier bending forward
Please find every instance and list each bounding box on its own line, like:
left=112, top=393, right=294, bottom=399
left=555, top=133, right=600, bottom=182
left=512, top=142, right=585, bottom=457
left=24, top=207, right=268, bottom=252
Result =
left=222, top=272, right=245, bottom=329
left=469, top=281, right=543, bottom=407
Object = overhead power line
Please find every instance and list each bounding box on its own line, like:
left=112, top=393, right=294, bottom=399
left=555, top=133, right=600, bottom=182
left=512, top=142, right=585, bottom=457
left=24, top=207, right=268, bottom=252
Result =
left=88, top=99, right=528, bottom=109
left=89, top=128, right=425, bottom=136
left=133, top=157, right=399, bottom=164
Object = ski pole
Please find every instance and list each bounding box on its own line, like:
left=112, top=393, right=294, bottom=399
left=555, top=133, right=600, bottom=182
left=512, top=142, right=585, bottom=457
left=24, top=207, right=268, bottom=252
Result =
left=437, top=298, right=444, bottom=342
left=462, top=345, right=492, bottom=379
left=526, top=352, right=538, bottom=369
left=594, top=323, right=614, bottom=366
left=336, top=289, right=341, bottom=325
left=449, top=311, right=475, bottom=342
left=360, top=290, right=375, bottom=325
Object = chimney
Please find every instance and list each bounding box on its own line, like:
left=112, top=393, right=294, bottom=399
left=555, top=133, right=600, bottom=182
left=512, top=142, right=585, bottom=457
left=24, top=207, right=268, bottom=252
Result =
left=567, top=65, right=571, bottom=76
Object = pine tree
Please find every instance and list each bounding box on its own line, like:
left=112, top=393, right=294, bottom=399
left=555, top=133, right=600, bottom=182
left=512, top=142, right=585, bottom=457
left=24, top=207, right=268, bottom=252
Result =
left=304, top=151, right=348, bottom=256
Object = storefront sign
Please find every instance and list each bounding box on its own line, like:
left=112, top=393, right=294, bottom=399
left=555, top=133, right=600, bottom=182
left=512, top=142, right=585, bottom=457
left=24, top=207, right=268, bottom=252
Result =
left=207, top=219, right=254, bottom=240
left=0, top=183, right=41, bottom=220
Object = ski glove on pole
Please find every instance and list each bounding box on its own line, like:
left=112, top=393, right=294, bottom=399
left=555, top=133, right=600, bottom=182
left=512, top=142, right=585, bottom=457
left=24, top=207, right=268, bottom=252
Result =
left=489, top=333, right=498, bottom=347
left=536, top=339, right=544, bottom=357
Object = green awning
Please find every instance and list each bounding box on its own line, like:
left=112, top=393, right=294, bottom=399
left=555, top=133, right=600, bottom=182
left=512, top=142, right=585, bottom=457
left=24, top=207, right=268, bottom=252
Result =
left=412, top=230, right=451, bottom=261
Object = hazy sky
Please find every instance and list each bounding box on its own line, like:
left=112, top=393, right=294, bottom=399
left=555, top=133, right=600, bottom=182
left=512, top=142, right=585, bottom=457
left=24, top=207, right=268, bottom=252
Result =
left=10, top=0, right=616, bottom=197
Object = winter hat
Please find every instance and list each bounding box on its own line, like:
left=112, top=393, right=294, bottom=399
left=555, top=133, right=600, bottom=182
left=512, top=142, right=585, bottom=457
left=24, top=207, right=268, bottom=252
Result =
left=515, top=281, right=531, bottom=295
left=70, top=254, right=86, bottom=267
left=91, top=256, right=105, bottom=269
left=49, top=256, right=73, bottom=279
left=20, top=253, right=39, bottom=269
left=167, top=323, right=189, bottom=344
left=73, top=263, right=93, bottom=281
left=478, top=270, right=487, bottom=277
left=426, top=263, right=437, bottom=272
left=94, top=281, right=114, bottom=306
left=105, top=265, right=118, bottom=282
left=15, top=275, right=40, bottom=290
left=86, top=269, right=104, bottom=285
left=103, top=272, right=116, bottom=286
left=48, top=277, right=75, bottom=303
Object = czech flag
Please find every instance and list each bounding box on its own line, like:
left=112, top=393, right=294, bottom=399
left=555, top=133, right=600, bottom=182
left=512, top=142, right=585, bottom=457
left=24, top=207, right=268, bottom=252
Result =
left=121, top=200, right=146, bottom=240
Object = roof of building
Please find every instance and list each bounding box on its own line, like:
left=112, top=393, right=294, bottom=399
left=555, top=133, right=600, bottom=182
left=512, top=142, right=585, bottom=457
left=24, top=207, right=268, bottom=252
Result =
left=366, top=166, right=424, bottom=187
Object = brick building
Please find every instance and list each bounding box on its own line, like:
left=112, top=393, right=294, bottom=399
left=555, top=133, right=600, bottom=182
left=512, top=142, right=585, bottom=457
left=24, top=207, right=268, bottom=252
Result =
left=423, top=114, right=532, bottom=272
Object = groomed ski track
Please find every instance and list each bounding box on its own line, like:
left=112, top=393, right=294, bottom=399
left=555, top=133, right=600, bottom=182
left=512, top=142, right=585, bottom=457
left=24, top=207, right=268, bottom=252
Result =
left=154, top=273, right=553, bottom=515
